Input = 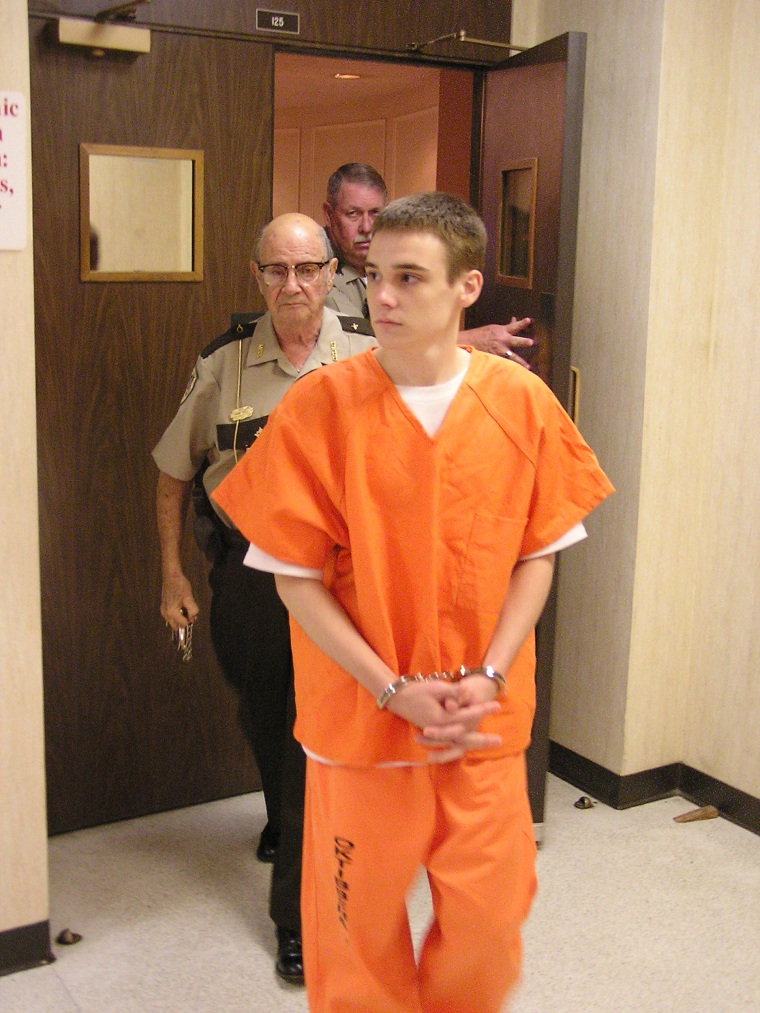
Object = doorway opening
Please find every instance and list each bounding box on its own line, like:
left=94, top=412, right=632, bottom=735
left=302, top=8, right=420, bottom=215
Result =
left=273, top=52, right=474, bottom=220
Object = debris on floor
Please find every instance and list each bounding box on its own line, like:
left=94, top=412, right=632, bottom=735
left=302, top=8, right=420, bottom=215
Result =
left=574, top=795, right=595, bottom=809
left=673, top=804, right=719, bottom=824
left=55, top=928, right=83, bottom=945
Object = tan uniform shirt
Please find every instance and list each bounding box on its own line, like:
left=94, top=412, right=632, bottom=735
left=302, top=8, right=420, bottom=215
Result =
left=324, top=262, right=367, bottom=317
left=152, top=308, right=375, bottom=523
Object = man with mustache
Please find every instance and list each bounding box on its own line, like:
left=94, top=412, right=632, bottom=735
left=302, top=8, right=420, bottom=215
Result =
left=323, top=162, right=535, bottom=364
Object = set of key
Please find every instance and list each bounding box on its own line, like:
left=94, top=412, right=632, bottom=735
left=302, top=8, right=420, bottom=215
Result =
left=172, top=607, right=193, bottom=662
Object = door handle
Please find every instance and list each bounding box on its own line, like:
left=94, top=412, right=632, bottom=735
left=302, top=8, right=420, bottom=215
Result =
left=569, top=366, right=580, bottom=425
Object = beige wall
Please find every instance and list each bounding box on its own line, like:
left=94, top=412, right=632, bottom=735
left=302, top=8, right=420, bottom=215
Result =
left=0, top=0, right=49, bottom=935
left=515, top=0, right=760, bottom=797
left=678, top=1, right=760, bottom=795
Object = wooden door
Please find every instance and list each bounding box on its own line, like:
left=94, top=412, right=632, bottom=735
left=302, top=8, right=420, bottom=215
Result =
left=29, top=21, right=273, bottom=833
left=470, top=33, right=587, bottom=830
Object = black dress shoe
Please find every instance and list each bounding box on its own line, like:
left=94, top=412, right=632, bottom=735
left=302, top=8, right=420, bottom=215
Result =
left=256, top=823, right=279, bottom=863
left=275, top=927, right=304, bottom=986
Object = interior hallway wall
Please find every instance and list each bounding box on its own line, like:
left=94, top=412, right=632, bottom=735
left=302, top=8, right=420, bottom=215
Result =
left=274, top=60, right=439, bottom=222
left=0, top=0, right=49, bottom=941
left=673, top=1, right=760, bottom=795
left=514, top=0, right=760, bottom=799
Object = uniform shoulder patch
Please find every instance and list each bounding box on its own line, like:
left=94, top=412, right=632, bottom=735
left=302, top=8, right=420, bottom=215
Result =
left=201, top=313, right=264, bottom=359
left=338, top=315, right=375, bottom=336
left=180, top=367, right=198, bottom=405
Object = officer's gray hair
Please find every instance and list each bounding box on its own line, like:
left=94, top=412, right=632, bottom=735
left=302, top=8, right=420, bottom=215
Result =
left=326, top=163, right=388, bottom=207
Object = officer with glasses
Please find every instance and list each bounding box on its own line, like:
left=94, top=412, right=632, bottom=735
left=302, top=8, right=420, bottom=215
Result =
left=152, top=213, right=374, bottom=986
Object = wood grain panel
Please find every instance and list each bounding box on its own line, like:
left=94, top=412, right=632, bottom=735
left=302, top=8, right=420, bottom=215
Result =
left=436, top=68, right=474, bottom=200
left=30, top=0, right=512, bottom=67
left=472, top=57, right=568, bottom=391
left=30, top=22, right=272, bottom=832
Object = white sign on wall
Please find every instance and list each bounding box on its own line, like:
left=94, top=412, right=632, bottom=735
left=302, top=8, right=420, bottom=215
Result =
left=0, top=91, right=27, bottom=251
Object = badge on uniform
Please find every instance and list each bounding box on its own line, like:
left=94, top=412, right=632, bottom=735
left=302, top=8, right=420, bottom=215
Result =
left=230, top=406, right=255, bottom=422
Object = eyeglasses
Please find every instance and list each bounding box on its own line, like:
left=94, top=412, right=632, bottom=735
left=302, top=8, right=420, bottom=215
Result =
left=257, top=261, right=330, bottom=286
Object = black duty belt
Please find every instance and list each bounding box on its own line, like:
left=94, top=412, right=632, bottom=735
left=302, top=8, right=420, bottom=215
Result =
left=220, top=526, right=249, bottom=550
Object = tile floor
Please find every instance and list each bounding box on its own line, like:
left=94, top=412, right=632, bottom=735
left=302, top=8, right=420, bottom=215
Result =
left=1, top=775, right=759, bottom=1011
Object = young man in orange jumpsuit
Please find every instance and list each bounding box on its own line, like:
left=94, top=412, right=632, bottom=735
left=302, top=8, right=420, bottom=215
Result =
left=214, top=192, right=614, bottom=1012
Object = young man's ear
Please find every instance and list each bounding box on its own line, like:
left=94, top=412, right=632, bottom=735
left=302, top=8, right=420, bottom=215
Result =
left=460, top=269, right=484, bottom=308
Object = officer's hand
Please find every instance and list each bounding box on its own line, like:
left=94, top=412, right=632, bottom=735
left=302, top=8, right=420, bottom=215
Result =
left=459, top=318, right=534, bottom=366
left=161, top=573, right=200, bottom=629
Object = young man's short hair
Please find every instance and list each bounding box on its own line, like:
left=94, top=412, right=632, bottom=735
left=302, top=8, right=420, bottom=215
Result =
left=371, top=191, right=487, bottom=282
left=326, top=163, right=388, bottom=206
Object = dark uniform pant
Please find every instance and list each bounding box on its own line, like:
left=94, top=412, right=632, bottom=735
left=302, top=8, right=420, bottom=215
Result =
left=209, top=539, right=305, bottom=932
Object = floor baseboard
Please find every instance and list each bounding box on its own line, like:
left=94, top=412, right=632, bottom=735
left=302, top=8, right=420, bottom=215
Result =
left=549, top=741, right=760, bottom=837
left=0, top=921, right=54, bottom=978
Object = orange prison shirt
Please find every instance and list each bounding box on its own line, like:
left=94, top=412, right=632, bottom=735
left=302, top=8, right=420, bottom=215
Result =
left=214, top=349, right=614, bottom=766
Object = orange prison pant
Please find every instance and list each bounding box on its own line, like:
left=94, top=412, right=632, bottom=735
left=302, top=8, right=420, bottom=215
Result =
left=301, top=753, right=537, bottom=1013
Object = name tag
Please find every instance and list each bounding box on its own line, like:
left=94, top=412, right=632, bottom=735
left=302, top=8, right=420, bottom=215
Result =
left=217, top=415, right=268, bottom=452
